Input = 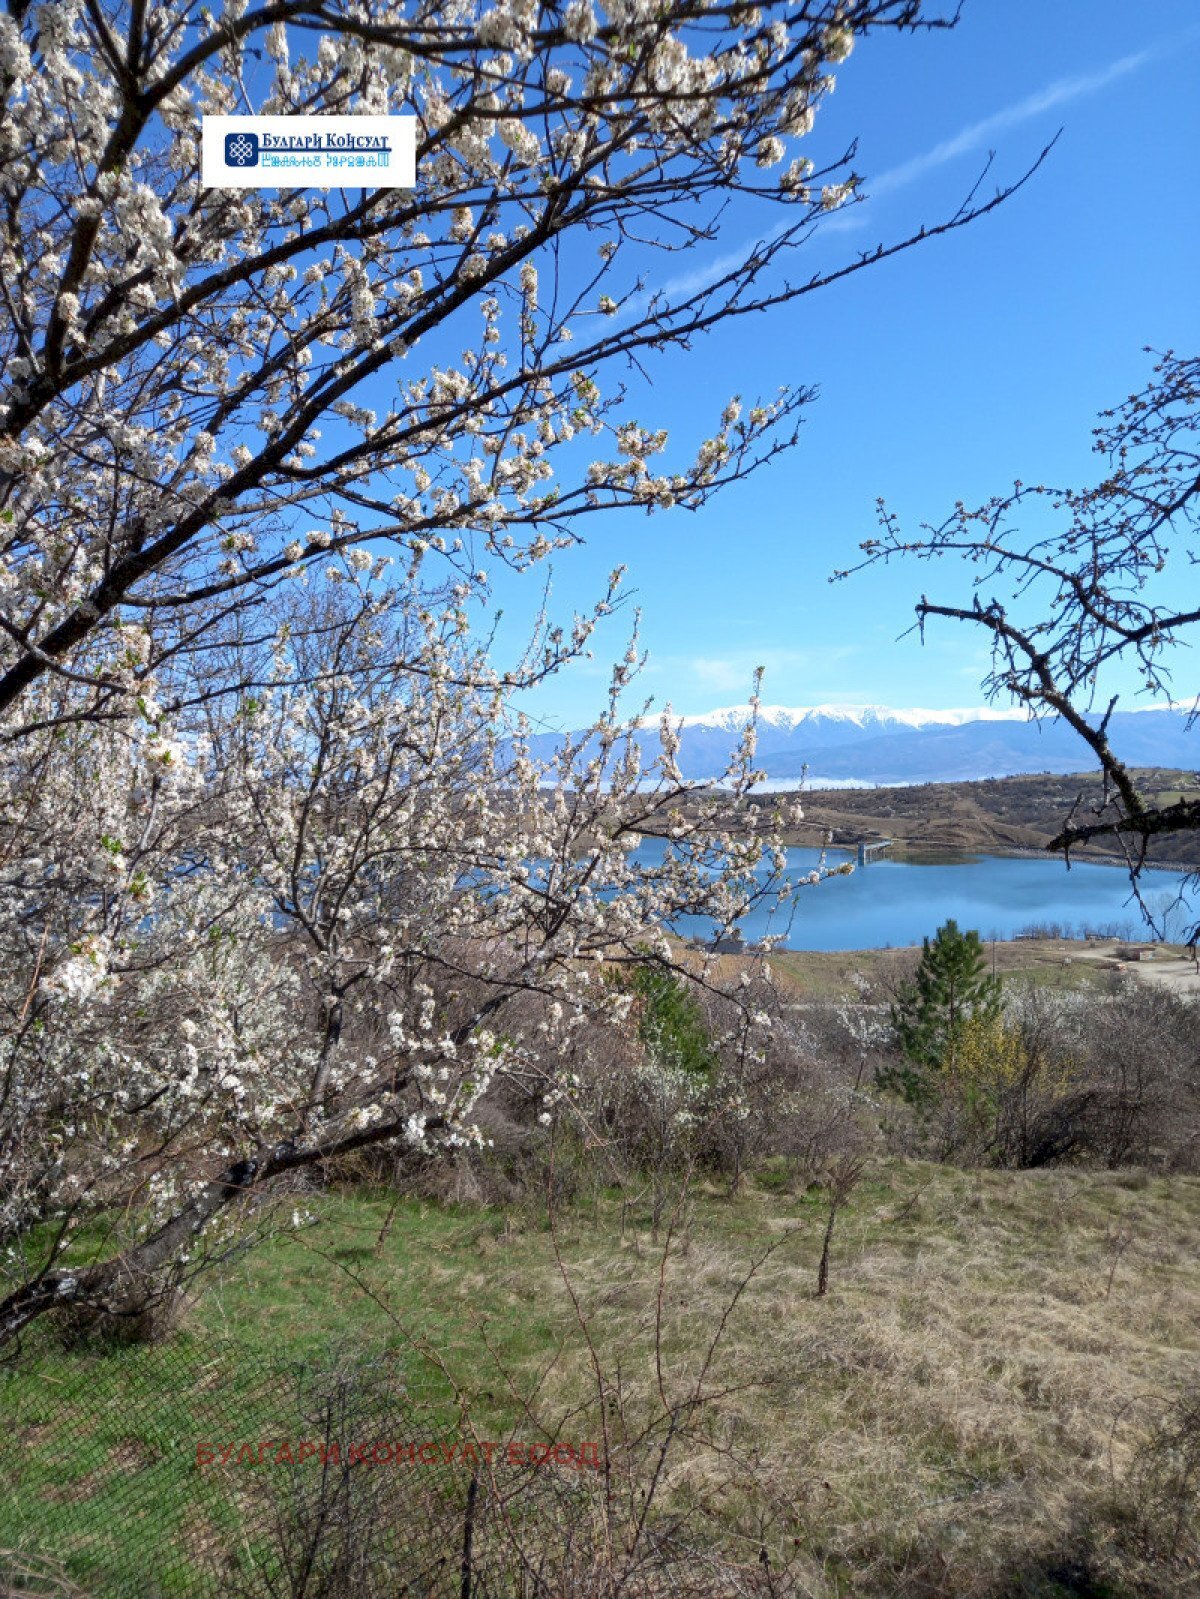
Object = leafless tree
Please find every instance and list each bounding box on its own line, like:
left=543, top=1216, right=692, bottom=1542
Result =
left=841, top=349, right=1199, bottom=933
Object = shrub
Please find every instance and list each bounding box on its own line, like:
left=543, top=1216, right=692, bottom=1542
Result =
left=880, top=920, right=1002, bottom=1107
left=884, top=977, right=1200, bottom=1173
left=614, top=964, right=720, bottom=1084
left=1106, top=1383, right=1200, bottom=1577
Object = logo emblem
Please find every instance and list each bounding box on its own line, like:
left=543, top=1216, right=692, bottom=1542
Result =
left=225, top=132, right=259, bottom=167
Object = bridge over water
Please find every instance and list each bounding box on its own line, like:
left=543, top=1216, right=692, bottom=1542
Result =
left=855, top=837, right=893, bottom=867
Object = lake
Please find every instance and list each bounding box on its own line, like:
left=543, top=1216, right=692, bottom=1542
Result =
left=630, top=836, right=1196, bottom=951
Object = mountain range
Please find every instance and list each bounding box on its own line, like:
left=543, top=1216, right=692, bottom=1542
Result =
left=521, top=702, right=1196, bottom=787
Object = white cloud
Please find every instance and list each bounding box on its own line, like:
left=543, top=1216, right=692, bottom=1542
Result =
left=663, top=643, right=860, bottom=698
left=867, top=48, right=1154, bottom=199
left=688, top=656, right=756, bottom=693
left=652, top=42, right=1166, bottom=290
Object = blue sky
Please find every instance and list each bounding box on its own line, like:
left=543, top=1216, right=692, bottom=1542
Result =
left=480, top=0, right=1200, bottom=730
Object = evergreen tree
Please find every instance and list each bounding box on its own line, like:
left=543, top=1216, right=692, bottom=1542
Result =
left=882, top=920, right=1002, bottom=1105
left=624, top=965, right=719, bottom=1083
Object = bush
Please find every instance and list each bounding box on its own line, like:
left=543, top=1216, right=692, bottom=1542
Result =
left=618, top=964, right=719, bottom=1084
left=1104, top=1382, right=1200, bottom=1579
left=883, top=978, right=1200, bottom=1173
left=881, top=920, right=1002, bottom=1107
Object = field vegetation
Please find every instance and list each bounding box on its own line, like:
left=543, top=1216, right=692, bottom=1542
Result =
left=6, top=1161, right=1200, bottom=1598
left=5, top=957, right=1200, bottom=1598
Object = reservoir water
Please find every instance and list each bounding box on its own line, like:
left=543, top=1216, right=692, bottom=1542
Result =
left=630, top=836, right=1195, bottom=951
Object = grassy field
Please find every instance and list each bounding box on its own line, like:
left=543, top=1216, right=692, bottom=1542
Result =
left=5, top=1162, right=1200, bottom=1596
left=690, top=937, right=1155, bottom=1004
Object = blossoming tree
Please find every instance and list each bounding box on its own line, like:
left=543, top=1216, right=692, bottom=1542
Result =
left=0, top=0, right=1034, bottom=1342
left=0, top=0, right=1039, bottom=727
left=2, top=562, right=807, bottom=1341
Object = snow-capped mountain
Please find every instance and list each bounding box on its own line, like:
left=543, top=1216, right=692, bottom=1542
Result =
left=517, top=702, right=1195, bottom=787
left=677, top=703, right=1029, bottom=733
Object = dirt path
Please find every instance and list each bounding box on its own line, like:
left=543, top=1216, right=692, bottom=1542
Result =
left=1066, top=940, right=1200, bottom=996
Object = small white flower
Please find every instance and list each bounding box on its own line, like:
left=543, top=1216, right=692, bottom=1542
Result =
left=563, top=0, right=596, bottom=43
left=824, top=25, right=854, bottom=63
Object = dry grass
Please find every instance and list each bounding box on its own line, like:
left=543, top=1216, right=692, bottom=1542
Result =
left=12, top=1163, right=1200, bottom=1596
left=710, top=939, right=1118, bottom=1002
left=386, top=1163, right=1200, bottom=1595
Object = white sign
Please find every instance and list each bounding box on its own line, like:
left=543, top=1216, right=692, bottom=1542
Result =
left=201, top=116, right=416, bottom=189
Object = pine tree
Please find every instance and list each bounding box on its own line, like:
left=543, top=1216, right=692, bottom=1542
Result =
left=882, top=920, right=1002, bottom=1105
left=623, top=965, right=718, bottom=1082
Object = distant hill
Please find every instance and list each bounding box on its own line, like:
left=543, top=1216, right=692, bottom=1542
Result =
left=518, top=702, right=1196, bottom=786
left=788, top=768, right=1200, bottom=868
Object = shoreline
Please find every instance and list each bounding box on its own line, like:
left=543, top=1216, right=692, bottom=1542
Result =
left=817, top=839, right=1200, bottom=876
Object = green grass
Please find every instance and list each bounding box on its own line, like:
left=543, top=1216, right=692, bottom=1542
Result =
left=1, top=1337, right=297, bottom=1594
left=4, top=1165, right=1200, bottom=1596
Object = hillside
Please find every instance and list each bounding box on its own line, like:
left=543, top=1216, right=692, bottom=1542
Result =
left=781, top=769, right=1200, bottom=869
